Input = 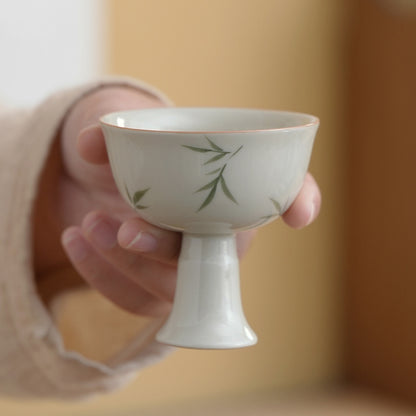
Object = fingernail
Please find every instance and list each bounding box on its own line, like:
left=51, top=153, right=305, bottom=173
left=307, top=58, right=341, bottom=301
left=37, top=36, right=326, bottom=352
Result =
left=306, top=198, right=319, bottom=226
left=62, top=229, right=89, bottom=263
left=86, top=218, right=117, bottom=250
left=122, top=230, right=158, bottom=252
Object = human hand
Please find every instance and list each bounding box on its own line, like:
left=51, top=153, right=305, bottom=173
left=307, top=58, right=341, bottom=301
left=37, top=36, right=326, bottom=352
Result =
left=34, top=86, right=321, bottom=317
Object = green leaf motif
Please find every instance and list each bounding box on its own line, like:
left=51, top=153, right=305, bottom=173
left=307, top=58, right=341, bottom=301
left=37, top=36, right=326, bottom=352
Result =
left=270, top=198, right=282, bottom=214
left=260, top=214, right=278, bottom=221
left=195, top=177, right=219, bottom=193
left=205, top=136, right=223, bottom=152
left=182, top=145, right=212, bottom=153
left=197, top=183, right=218, bottom=212
left=131, top=188, right=150, bottom=210
left=182, top=136, right=243, bottom=212
left=230, top=145, right=243, bottom=158
left=204, top=152, right=228, bottom=165
left=260, top=198, right=282, bottom=221
left=207, top=167, right=222, bottom=175
left=133, top=188, right=150, bottom=204
left=220, top=176, right=237, bottom=204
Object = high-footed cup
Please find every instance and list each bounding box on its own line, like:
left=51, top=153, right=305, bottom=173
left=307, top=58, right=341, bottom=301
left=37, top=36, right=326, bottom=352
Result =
left=100, top=108, right=318, bottom=349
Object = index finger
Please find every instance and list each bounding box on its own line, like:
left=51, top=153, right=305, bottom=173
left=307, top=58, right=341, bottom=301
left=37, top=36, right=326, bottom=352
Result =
left=77, top=124, right=109, bottom=165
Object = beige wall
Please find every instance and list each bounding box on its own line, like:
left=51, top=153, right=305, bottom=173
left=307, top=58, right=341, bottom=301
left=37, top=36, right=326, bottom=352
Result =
left=0, top=0, right=347, bottom=414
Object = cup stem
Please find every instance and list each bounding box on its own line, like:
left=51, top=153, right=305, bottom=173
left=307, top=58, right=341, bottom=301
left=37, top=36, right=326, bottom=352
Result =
left=156, top=233, right=257, bottom=349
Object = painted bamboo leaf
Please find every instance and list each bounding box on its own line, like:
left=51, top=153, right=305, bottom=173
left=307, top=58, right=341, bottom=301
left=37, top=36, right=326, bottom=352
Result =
left=270, top=198, right=282, bottom=214
left=133, top=188, right=150, bottom=209
left=220, top=176, right=237, bottom=204
left=207, top=167, right=222, bottom=175
left=205, top=136, right=223, bottom=152
left=230, top=145, right=243, bottom=158
left=133, top=188, right=150, bottom=204
left=260, top=198, right=282, bottom=221
left=204, top=152, right=228, bottom=165
left=197, top=183, right=218, bottom=212
left=257, top=214, right=279, bottom=227
left=260, top=214, right=278, bottom=220
left=182, top=145, right=212, bottom=153
left=195, top=177, right=219, bottom=193
left=182, top=136, right=244, bottom=212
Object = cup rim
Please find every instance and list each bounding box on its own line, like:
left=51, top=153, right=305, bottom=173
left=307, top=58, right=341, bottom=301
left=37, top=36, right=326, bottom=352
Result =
left=100, top=107, right=319, bottom=134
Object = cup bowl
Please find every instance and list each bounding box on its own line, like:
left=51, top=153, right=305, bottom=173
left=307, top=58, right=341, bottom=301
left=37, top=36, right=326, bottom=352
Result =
left=101, top=108, right=318, bottom=234
left=100, top=107, right=318, bottom=349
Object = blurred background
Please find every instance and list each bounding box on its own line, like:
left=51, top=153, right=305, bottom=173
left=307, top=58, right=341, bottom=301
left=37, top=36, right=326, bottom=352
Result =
left=0, top=0, right=415, bottom=414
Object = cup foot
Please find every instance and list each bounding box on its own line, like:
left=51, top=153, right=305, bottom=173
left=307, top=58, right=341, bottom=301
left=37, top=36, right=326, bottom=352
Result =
left=156, top=321, right=257, bottom=349
left=156, top=232, right=257, bottom=349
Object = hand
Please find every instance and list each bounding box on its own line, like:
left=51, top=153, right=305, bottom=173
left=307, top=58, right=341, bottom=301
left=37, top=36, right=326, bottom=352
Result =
left=34, top=86, right=321, bottom=317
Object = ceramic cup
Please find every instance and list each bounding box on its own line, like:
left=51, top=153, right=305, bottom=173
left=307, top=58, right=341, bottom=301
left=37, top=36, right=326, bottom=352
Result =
left=100, top=108, right=319, bottom=349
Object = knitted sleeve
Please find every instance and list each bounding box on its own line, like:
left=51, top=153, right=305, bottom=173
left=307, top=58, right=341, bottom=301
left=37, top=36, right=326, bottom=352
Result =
left=0, top=78, right=174, bottom=399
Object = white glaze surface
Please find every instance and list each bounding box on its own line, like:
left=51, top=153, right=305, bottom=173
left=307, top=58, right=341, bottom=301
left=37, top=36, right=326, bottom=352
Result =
left=100, top=108, right=318, bottom=349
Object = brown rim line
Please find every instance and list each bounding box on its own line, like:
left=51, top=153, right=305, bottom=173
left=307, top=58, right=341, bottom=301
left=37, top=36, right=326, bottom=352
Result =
left=99, top=108, right=320, bottom=134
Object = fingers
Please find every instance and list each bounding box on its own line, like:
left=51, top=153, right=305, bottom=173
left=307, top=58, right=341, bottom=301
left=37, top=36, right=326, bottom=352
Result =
left=282, top=172, right=321, bottom=229
left=61, top=227, right=171, bottom=317
left=61, top=167, right=319, bottom=318
left=236, top=230, right=257, bottom=259
left=117, top=217, right=182, bottom=264
left=80, top=212, right=178, bottom=302
left=60, top=209, right=181, bottom=316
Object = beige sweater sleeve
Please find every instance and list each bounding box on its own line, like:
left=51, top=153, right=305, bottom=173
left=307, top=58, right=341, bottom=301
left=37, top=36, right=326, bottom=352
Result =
left=0, top=78, right=174, bottom=399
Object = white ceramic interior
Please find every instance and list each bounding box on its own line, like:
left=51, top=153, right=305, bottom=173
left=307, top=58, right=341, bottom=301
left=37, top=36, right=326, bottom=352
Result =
left=100, top=108, right=318, bottom=349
